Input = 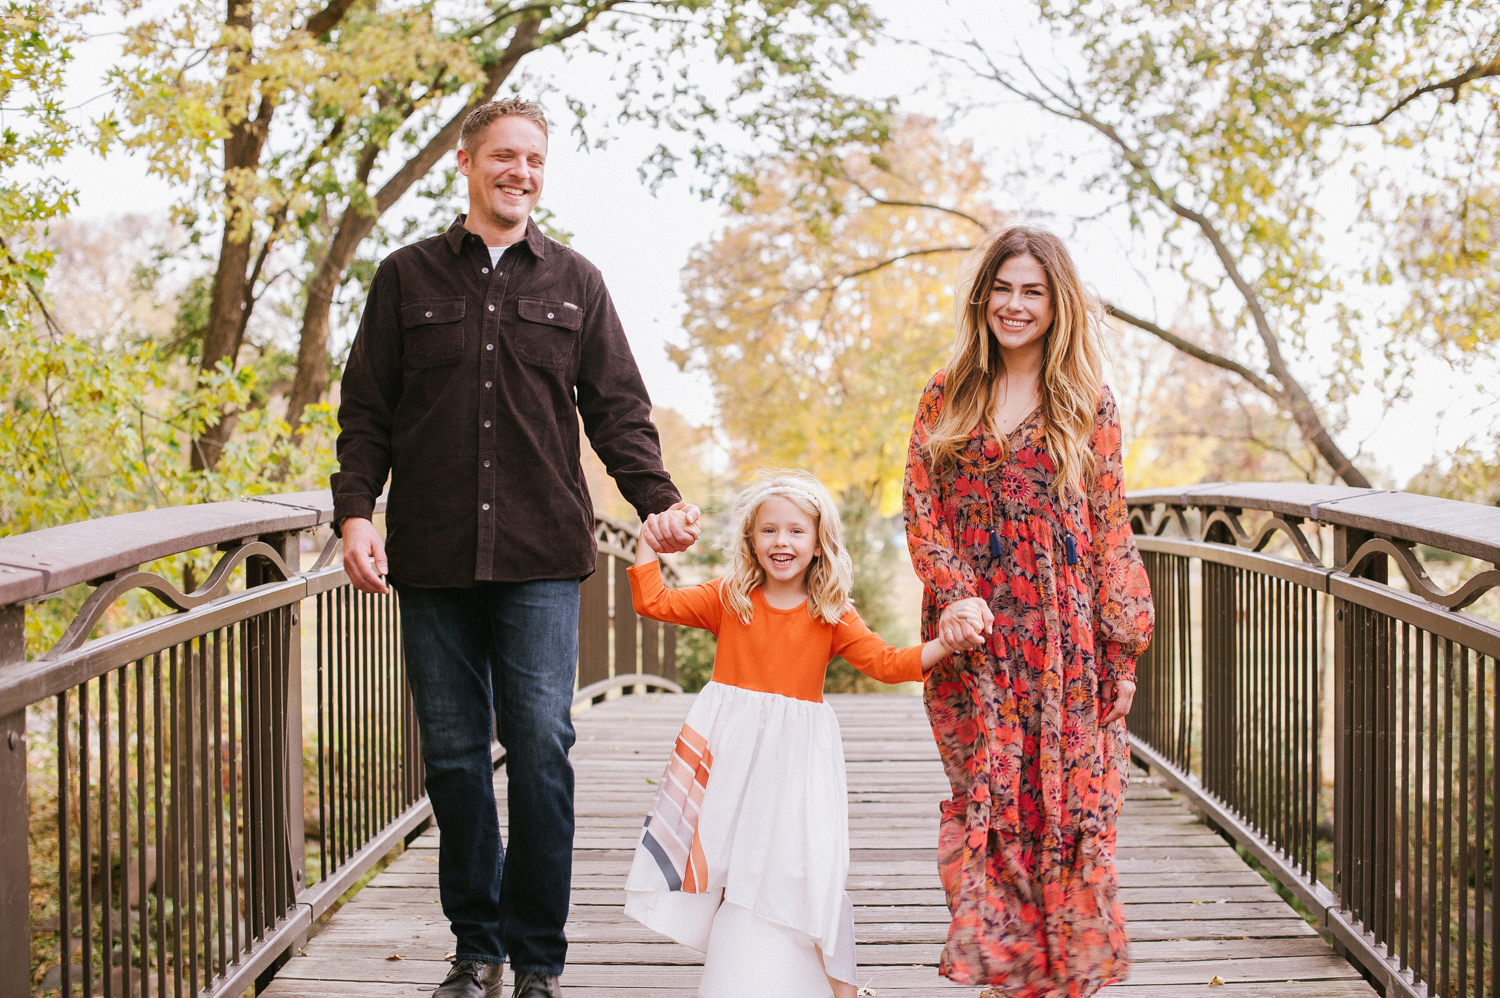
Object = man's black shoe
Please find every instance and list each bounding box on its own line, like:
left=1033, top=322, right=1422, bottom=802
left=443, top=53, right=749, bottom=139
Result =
left=512, top=971, right=562, bottom=997
left=434, top=959, right=503, bottom=998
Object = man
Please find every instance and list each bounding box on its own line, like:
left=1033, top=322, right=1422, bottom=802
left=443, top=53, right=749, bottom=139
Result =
left=332, top=97, right=699, bottom=998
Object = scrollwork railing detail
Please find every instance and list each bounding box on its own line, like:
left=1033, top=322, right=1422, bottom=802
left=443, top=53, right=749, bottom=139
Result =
left=41, top=539, right=295, bottom=659
left=1343, top=536, right=1500, bottom=610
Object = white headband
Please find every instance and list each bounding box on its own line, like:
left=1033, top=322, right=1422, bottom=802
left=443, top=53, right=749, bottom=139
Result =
left=757, top=484, right=823, bottom=511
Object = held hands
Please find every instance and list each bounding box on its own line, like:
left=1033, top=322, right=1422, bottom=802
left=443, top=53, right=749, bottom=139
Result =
left=1099, top=678, right=1136, bottom=725
left=938, top=597, right=993, bottom=653
left=640, top=501, right=702, bottom=555
left=341, top=517, right=389, bottom=595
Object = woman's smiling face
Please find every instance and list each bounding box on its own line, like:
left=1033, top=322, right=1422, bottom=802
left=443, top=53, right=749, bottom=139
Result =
left=987, top=252, right=1054, bottom=354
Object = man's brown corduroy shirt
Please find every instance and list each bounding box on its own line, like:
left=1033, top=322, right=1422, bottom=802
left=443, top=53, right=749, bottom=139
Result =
left=331, top=215, right=681, bottom=587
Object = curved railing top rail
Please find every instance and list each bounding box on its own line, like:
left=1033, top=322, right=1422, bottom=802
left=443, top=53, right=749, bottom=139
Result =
left=0, top=490, right=379, bottom=607
left=1127, top=482, right=1500, bottom=565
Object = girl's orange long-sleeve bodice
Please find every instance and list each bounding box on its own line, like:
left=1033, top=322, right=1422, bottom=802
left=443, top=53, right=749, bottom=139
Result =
left=626, top=560, right=923, bottom=702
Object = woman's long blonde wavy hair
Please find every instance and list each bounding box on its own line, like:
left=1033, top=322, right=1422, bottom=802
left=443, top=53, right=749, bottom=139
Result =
left=721, top=469, right=854, bottom=626
left=924, top=226, right=1105, bottom=500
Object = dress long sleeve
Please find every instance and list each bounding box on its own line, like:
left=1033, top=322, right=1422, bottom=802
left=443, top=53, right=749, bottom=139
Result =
left=627, top=561, right=724, bottom=635
left=1085, top=386, right=1154, bottom=682
left=831, top=612, right=925, bottom=686
left=904, top=373, right=983, bottom=610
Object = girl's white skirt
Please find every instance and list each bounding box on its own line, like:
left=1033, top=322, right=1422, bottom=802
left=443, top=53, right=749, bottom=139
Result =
left=624, top=681, right=857, bottom=997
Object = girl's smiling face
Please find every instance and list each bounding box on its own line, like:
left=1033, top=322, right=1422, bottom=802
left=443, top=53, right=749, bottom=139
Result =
left=752, top=495, right=821, bottom=589
left=987, top=252, right=1054, bottom=353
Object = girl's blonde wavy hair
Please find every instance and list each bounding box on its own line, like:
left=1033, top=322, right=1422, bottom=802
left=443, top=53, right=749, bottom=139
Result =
left=721, top=469, right=854, bottom=626
left=924, top=226, right=1105, bottom=500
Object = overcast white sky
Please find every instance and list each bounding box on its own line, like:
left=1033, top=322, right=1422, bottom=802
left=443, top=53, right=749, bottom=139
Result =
left=44, top=0, right=1494, bottom=487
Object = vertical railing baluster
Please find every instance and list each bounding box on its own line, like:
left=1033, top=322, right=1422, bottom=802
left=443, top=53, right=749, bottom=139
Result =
left=100, top=670, right=114, bottom=998
left=0, top=605, right=29, bottom=998
left=81, top=677, right=94, bottom=998
left=59, top=689, right=73, bottom=998
left=1444, top=637, right=1455, bottom=996
left=152, top=653, right=167, bottom=998
left=1482, top=651, right=1494, bottom=996
left=1401, top=622, right=1411, bottom=973
left=117, top=665, right=131, bottom=998
left=184, top=636, right=199, bottom=996
left=1462, top=643, right=1472, bottom=994
left=135, top=659, right=150, bottom=998
left=213, top=628, right=226, bottom=978
left=316, top=590, right=327, bottom=887
left=1474, top=645, right=1485, bottom=996
left=229, top=624, right=242, bottom=962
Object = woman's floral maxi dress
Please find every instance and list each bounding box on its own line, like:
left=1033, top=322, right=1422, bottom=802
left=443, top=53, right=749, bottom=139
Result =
left=903, top=372, right=1154, bottom=997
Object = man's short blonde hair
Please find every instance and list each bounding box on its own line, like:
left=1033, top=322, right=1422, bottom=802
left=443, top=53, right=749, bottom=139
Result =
left=460, top=97, right=548, bottom=152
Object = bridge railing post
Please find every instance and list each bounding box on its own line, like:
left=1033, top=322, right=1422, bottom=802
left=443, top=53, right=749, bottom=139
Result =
left=1331, top=522, right=1387, bottom=920
left=0, top=603, right=28, bottom=998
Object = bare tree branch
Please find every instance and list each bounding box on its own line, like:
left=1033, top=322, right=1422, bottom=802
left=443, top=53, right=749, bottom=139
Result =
left=962, top=34, right=1373, bottom=487
left=839, top=245, right=975, bottom=281
left=1103, top=302, right=1280, bottom=399
left=303, top=0, right=360, bottom=38
left=1351, top=54, right=1500, bottom=127
left=842, top=176, right=990, bottom=230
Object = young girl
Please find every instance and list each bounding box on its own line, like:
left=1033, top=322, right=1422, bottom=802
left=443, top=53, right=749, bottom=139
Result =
left=622, top=470, right=956, bottom=998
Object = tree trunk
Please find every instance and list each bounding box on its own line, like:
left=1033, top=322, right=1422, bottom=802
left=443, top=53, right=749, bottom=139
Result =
left=190, top=0, right=273, bottom=471
left=281, top=17, right=541, bottom=442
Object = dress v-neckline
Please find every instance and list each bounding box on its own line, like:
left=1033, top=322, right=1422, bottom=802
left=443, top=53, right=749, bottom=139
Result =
left=993, top=403, right=1043, bottom=441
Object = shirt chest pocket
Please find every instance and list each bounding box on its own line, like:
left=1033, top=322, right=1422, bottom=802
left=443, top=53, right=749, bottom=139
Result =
left=401, top=298, right=466, bottom=368
left=514, top=296, right=582, bottom=370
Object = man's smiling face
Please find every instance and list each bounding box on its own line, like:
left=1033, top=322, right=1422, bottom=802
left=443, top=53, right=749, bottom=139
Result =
left=457, top=115, right=547, bottom=235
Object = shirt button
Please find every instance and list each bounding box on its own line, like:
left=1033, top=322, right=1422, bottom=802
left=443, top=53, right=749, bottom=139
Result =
left=425, top=311, right=432, bottom=318
left=482, top=267, right=489, bottom=274
left=483, top=420, right=491, bottom=428
left=488, top=304, right=495, bottom=311
left=483, top=460, right=490, bottom=468
left=547, top=312, right=554, bottom=319
left=486, top=343, right=493, bottom=351
left=484, top=381, right=492, bottom=388
left=482, top=503, right=490, bottom=511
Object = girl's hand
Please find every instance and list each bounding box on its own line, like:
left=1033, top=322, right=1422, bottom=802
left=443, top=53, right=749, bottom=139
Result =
left=938, top=597, right=992, bottom=651
left=1099, top=678, right=1136, bottom=725
left=642, top=502, right=701, bottom=554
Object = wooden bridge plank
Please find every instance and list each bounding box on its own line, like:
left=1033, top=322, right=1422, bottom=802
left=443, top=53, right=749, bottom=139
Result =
left=265, top=692, right=1375, bottom=997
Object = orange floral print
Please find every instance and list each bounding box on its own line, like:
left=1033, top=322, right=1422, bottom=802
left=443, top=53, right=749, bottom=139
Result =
left=904, top=372, right=1154, bottom=997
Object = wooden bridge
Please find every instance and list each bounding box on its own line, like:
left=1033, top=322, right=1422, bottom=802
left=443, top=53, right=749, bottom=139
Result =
left=263, top=691, right=1373, bottom=998
left=2, top=484, right=1497, bottom=997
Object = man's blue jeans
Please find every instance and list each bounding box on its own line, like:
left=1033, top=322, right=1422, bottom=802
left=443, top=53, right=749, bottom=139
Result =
left=395, top=579, right=579, bottom=976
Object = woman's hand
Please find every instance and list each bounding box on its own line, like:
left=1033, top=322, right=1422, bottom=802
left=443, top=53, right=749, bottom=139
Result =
left=1099, top=678, right=1136, bottom=725
left=938, top=597, right=993, bottom=652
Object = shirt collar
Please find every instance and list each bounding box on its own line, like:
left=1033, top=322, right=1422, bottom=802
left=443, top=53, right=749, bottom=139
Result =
left=445, top=214, right=549, bottom=260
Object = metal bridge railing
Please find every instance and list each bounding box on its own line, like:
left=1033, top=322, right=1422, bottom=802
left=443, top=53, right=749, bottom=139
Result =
left=0, top=492, right=677, bottom=997
left=1127, top=483, right=1500, bottom=998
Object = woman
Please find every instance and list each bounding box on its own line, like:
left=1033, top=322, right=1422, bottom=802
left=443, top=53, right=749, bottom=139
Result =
left=903, top=226, right=1154, bottom=997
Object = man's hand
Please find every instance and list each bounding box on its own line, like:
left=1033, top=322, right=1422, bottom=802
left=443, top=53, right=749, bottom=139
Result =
left=1099, top=678, right=1137, bottom=726
left=642, top=501, right=701, bottom=554
left=938, top=597, right=993, bottom=652
left=341, top=517, right=389, bottom=595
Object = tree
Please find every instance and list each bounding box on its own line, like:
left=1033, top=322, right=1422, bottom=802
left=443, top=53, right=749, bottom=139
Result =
left=1106, top=321, right=1335, bottom=489
left=0, top=217, right=339, bottom=538
left=677, top=116, right=995, bottom=505
left=673, top=116, right=990, bottom=680
left=1, top=0, right=85, bottom=321
left=103, top=0, right=891, bottom=469
left=875, top=1, right=1500, bottom=487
